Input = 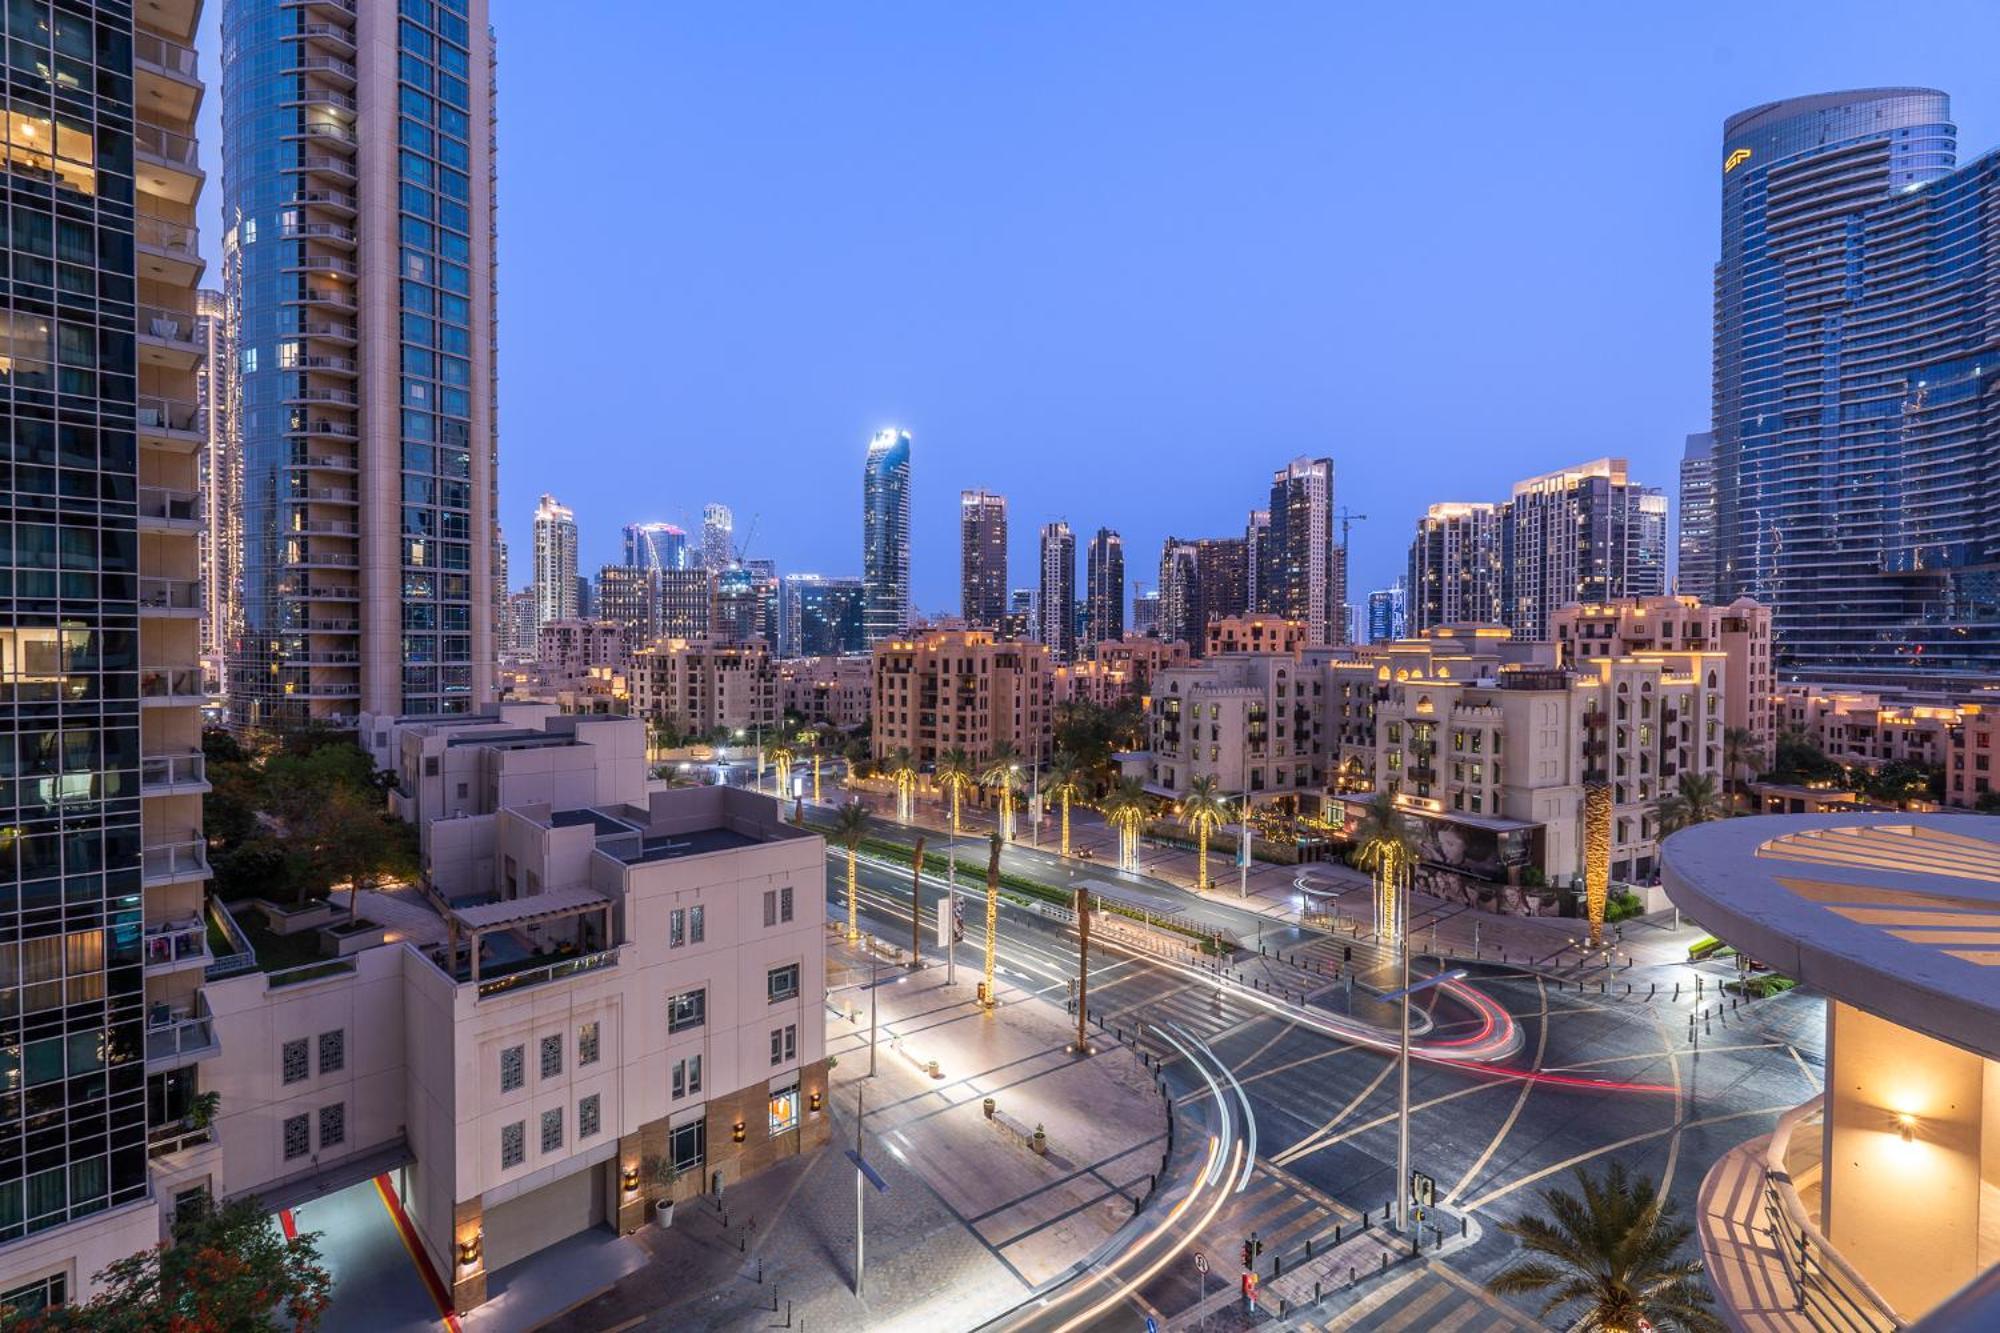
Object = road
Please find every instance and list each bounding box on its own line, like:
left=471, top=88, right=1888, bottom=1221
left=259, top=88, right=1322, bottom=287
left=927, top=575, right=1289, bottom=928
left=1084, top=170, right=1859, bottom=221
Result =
left=823, top=834, right=1825, bottom=1331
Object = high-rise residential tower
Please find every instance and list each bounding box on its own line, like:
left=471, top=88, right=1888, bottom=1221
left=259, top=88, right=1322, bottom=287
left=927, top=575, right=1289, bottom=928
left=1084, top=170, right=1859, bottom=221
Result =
left=1677, top=432, right=1716, bottom=602
left=1713, top=89, right=2000, bottom=681
left=1266, top=457, right=1341, bottom=645
left=1085, top=527, right=1124, bottom=648
left=532, top=493, right=578, bottom=633
left=1038, top=521, right=1077, bottom=664
left=195, top=288, right=237, bottom=694
left=959, top=488, right=1008, bottom=629
left=861, top=429, right=911, bottom=645
left=1406, top=502, right=1504, bottom=632
left=624, top=521, right=687, bottom=573
left=1501, top=459, right=1666, bottom=640
left=1244, top=509, right=1270, bottom=612
left=224, top=0, right=499, bottom=729
left=0, top=0, right=216, bottom=1299
left=700, top=503, right=733, bottom=572
left=1366, top=585, right=1407, bottom=643
left=1158, top=541, right=1199, bottom=649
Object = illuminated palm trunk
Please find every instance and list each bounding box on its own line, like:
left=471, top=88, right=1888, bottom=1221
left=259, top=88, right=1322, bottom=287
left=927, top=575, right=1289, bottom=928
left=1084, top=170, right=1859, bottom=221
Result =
left=951, top=789, right=961, bottom=837
left=1060, top=795, right=1070, bottom=857
left=1374, top=845, right=1403, bottom=947
left=846, top=848, right=859, bottom=943
left=812, top=755, right=821, bottom=804
left=895, top=776, right=911, bottom=824
left=981, top=835, right=1000, bottom=1009
left=1584, top=780, right=1612, bottom=948
left=1197, top=824, right=1209, bottom=892
left=999, top=787, right=1014, bottom=842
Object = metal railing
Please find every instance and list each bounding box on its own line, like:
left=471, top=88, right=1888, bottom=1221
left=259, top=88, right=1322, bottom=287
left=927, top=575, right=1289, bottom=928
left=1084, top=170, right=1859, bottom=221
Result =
left=134, top=30, right=199, bottom=79
left=140, top=667, right=203, bottom=700
left=138, top=579, right=201, bottom=612
left=143, top=916, right=207, bottom=968
left=205, top=898, right=258, bottom=979
left=136, top=214, right=199, bottom=257
left=1762, top=1096, right=1905, bottom=1332
left=267, top=957, right=356, bottom=988
left=290, top=55, right=357, bottom=80
left=138, top=304, right=198, bottom=345
left=138, top=395, right=201, bottom=432
left=138, top=486, right=200, bottom=522
left=141, top=750, right=206, bottom=790
left=148, top=1123, right=213, bottom=1159
left=299, top=22, right=355, bottom=47
left=281, top=222, right=356, bottom=245
left=300, top=119, right=356, bottom=145
left=146, top=1014, right=216, bottom=1063
left=299, top=154, right=357, bottom=177
left=142, top=838, right=207, bottom=884
left=475, top=947, right=619, bottom=1000
left=133, top=123, right=199, bottom=168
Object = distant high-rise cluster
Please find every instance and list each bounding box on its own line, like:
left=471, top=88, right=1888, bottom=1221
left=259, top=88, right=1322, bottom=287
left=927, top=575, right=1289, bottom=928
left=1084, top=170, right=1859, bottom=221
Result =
left=1675, top=433, right=1716, bottom=602
left=625, top=521, right=689, bottom=573
left=701, top=503, right=735, bottom=572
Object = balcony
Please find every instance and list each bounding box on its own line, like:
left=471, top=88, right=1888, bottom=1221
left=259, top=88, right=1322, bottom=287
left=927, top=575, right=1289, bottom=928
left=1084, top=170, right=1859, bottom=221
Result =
left=285, top=254, right=357, bottom=280
left=138, top=578, right=201, bottom=617
left=292, top=550, right=359, bottom=569
left=145, top=1006, right=219, bottom=1072
left=136, top=214, right=202, bottom=283
left=290, top=450, right=357, bottom=474
left=295, top=285, right=358, bottom=313
left=293, top=353, right=357, bottom=377
left=294, top=583, right=360, bottom=602
left=137, top=304, right=201, bottom=369
left=148, top=1122, right=214, bottom=1161
left=297, top=154, right=357, bottom=183
left=138, top=486, right=201, bottom=532
left=140, top=667, right=205, bottom=707
left=143, top=916, right=209, bottom=974
left=141, top=750, right=209, bottom=795
left=142, top=838, right=209, bottom=886
left=281, top=221, right=356, bottom=249
left=138, top=395, right=203, bottom=451
left=286, top=386, right=359, bottom=408
left=294, top=485, right=358, bottom=505
left=286, top=418, right=359, bottom=441
left=298, top=22, right=357, bottom=56
left=289, top=53, right=357, bottom=86
left=296, top=119, right=357, bottom=149
left=298, top=319, right=358, bottom=344
left=288, top=88, right=357, bottom=114
left=303, top=617, right=360, bottom=633
left=133, top=123, right=202, bottom=203
left=134, top=30, right=199, bottom=84
left=282, top=0, right=357, bottom=15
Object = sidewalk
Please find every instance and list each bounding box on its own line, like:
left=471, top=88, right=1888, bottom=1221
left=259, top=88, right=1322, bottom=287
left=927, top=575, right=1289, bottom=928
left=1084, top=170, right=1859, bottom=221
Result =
left=543, top=937, right=1174, bottom=1332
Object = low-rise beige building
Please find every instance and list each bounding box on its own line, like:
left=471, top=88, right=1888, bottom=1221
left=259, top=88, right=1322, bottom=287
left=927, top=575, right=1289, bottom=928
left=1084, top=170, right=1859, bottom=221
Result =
left=779, top=656, right=872, bottom=730
left=1139, top=654, right=1325, bottom=805
left=631, top=639, right=779, bottom=737
left=871, top=630, right=1052, bottom=765
left=1205, top=615, right=1306, bottom=658
left=1550, top=595, right=1773, bottom=750
left=537, top=619, right=628, bottom=677
left=1949, top=706, right=1999, bottom=808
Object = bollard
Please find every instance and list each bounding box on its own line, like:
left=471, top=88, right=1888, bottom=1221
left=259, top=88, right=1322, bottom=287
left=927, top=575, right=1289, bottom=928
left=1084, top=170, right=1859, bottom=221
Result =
left=1650, top=982, right=1656, bottom=999
left=1335, top=1223, right=1342, bottom=1243
left=1273, top=1254, right=1282, bottom=1277
left=1306, top=1235, right=1313, bottom=1257
left=1350, top=1267, right=1358, bottom=1286
left=1380, top=1252, right=1389, bottom=1273
left=1315, top=1280, right=1322, bottom=1303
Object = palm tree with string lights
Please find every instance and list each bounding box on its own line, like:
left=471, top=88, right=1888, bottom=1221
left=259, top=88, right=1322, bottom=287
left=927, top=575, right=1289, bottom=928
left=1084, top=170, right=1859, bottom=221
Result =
left=886, top=746, right=919, bottom=824
left=1352, top=790, right=1418, bottom=947
left=935, top=747, right=976, bottom=839
left=1178, top=775, right=1233, bottom=894
left=981, top=742, right=1021, bottom=842
left=1101, top=777, right=1151, bottom=873
left=767, top=738, right=797, bottom=800
left=833, top=799, right=870, bottom=944
left=1044, top=751, right=1085, bottom=857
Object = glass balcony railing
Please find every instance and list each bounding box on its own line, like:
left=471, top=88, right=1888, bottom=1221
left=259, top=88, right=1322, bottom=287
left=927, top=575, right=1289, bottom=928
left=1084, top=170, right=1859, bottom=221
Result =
left=138, top=579, right=201, bottom=612
left=142, top=839, right=208, bottom=884
left=136, top=214, right=200, bottom=257
left=133, top=123, right=198, bottom=168
left=140, top=667, right=204, bottom=700
left=138, top=486, right=200, bottom=523
left=145, top=1013, right=217, bottom=1065
left=141, top=750, right=207, bottom=791
left=138, top=305, right=197, bottom=345
left=134, top=30, right=199, bottom=80
left=142, top=916, right=208, bottom=969
left=138, top=395, right=201, bottom=433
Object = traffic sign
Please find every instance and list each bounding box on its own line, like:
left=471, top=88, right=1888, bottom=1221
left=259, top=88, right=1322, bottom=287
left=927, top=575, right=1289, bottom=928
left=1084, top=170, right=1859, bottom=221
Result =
left=1145, top=1318, right=1157, bottom=1333
left=1410, top=1169, right=1435, bottom=1209
left=1193, top=1253, right=1208, bottom=1274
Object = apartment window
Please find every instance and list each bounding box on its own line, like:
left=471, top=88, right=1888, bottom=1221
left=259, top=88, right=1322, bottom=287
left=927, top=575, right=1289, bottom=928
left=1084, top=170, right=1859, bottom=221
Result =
left=767, top=964, right=799, bottom=1004
left=318, top=1030, right=345, bottom=1075
left=668, top=988, right=706, bottom=1033
left=541, top=1108, right=563, bottom=1154
left=669, top=908, right=685, bottom=947
left=769, top=1084, right=799, bottom=1136
left=763, top=891, right=776, bottom=927
left=778, top=887, right=792, bottom=923
left=0, top=1275, right=66, bottom=1318
left=770, top=1024, right=797, bottom=1066
left=501, top=1121, right=525, bottom=1169
left=540, top=1034, right=563, bottom=1079
left=690, top=904, right=705, bottom=942
left=671, top=1053, right=704, bottom=1100
left=670, top=1119, right=706, bottom=1173
left=578, top=1093, right=601, bottom=1140
left=500, top=1044, right=524, bottom=1092
left=578, top=1021, right=600, bottom=1067
left=283, top=1114, right=311, bottom=1161
left=319, top=1103, right=346, bottom=1149
left=282, top=1038, right=309, bottom=1086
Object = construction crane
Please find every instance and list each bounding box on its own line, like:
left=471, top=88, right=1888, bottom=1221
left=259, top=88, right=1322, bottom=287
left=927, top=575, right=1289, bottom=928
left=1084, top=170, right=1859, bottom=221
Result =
left=733, top=513, right=761, bottom=568
left=1334, top=508, right=1367, bottom=644
left=1335, top=506, right=1367, bottom=554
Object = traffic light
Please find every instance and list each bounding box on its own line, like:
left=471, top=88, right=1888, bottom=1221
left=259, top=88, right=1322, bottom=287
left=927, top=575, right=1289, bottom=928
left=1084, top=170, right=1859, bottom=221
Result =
left=1253, top=1232, right=1264, bottom=1260
left=1242, top=1272, right=1259, bottom=1311
left=1343, top=944, right=1353, bottom=964
left=1239, top=1240, right=1252, bottom=1270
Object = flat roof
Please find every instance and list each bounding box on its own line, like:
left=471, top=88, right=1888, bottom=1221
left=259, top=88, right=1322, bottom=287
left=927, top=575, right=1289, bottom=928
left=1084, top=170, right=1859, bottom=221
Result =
left=618, top=827, right=759, bottom=865
left=1661, top=815, right=2000, bottom=1060
left=550, top=808, right=641, bottom=837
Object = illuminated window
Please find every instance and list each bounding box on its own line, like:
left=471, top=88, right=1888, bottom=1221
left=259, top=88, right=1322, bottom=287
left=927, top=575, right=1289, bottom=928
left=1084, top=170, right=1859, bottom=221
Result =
left=768, top=1084, right=799, bottom=1136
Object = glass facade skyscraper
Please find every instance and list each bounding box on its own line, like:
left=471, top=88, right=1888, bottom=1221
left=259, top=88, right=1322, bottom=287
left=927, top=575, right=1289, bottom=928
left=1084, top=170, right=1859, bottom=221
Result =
left=958, top=488, right=1006, bottom=629
left=861, top=428, right=909, bottom=645
left=0, top=0, right=213, bottom=1289
left=224, top=0, right=498, bottom=730
left=1676, top=432, right=1715, bottom=602
left=1084, top=526, right=1123, bottom=648
left=623, top=521, right=686, bottom=573
left=1711, top=88, right=2000, bottom=681
left=1037, top=520, right=1075, bottom=664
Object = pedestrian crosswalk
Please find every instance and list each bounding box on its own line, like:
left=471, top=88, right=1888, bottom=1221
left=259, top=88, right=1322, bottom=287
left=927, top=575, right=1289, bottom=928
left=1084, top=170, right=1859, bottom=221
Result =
left=1293, top=1260, right=1542, bottom=1331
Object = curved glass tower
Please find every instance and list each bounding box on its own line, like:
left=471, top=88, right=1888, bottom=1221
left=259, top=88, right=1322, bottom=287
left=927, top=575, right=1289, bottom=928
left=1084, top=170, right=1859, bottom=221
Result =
left=223, top=0, right=498, bottom=730
left=862, top=429, right=911, bottom=645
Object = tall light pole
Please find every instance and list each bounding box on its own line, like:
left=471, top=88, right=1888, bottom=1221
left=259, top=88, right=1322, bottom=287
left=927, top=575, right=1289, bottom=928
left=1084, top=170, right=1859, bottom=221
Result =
left=1395, top=856, right=1411, bottom=1234
left=1238, top=795, right=1251, bottom=899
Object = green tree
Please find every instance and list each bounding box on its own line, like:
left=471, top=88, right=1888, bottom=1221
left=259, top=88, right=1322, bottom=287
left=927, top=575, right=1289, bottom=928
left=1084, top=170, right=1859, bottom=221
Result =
left=834, top=799, right=870, bottom=943
left=1044, top=752, right=1085, bottom=857
left=1352, top=790, right=1418, bottom=939
left=18, top=1194, right=334, bottom=1331
left=1978, top=789, right=2000, bottom=814
left=1099, top=777, right=1151, bottom=871
left=1720, top=726, right=1763, bottom=806
left=1178, top=775, right=1233, bottom=893
left=1487, top=1161, right=1721, bottom=1333
left=1649, top=771, right=1727, bottom=836
left=935, top=747, right=976, bottom=835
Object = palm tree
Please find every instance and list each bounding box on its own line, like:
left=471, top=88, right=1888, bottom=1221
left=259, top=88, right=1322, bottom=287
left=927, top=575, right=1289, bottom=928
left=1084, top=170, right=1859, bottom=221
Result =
left=1100, top=778, right=1151, bottom=873
left=1488, top=1161, right=1722, bottom=1333
left=1179, top=775, right=1233, bottom=894
left=935, top=747, right=976, bottom=837
left=1044, top=752, right=1085, bottom=857
left=833, top=800, right=870, bottom=944
left=981, top=742, right=1021, bottom=841
left=1650, top=770, right=1726, bottom=837
left=1352, top=790, right=1418, bottom=945
left=1721, top=726, right=1763, bottom=806
left=886, top=746, right=919, bottom=824
left=768, top=739, right=797, bottom=799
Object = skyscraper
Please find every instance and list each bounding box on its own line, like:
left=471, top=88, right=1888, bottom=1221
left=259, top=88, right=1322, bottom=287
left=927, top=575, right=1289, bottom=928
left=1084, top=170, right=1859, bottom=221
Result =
left=1407, top=502, right=1504, bottom=632
left=1366, top=585, right=1407, bottom=643
left=1502, top=459, right=1666, bottom=640
left=1244, top=509, right=1270, bottom=612
left=790, top=577, right=867, bottom=657
left=714, top=566, right=776, bottom=646
left=1677, top=433, right=1716, bottom=602
left=225, top=0, right=499, bottom=728
left=1158, top=541, right=1200, bottom=648
left=861, top=429, right=911, bottom=645
left=959, top=489, right=1008, bottom=628
left=658, top=568, right=716, bottom=641
left=1131, top=590, right=1162, bottom=638
left=624, top=521, right=688, bottom=573
left=532, top=493, right=579, bottom=633
left=1266, top=457, right=1341, bottom=645
left=1194, top=538, right=1250, bottom=632
left=195, top=289, right=237, bottom=694
left=1085, top=527, right=1125, bottom=648
left=1713, top=89, right=2000, bottom=680
left=1038, top=521, right=1077, bottom=664
left=0, top=0, right=212, bottom=1291
left=700, top=503, right=734, bottom=572
left=597, top=564, right=661, bottom=643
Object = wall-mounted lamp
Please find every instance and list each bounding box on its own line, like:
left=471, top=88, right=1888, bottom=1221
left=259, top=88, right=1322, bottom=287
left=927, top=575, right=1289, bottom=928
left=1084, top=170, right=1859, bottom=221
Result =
left=732, top=1119, right=747, bottom=1143
left=621, top=1164, right=640, bottom=1193
left=457, top=1231, right=482, bottom=1269
left=809, top=1089, right=823, bottom=1114
left=1897, top=1112, right=1916, bottom=1143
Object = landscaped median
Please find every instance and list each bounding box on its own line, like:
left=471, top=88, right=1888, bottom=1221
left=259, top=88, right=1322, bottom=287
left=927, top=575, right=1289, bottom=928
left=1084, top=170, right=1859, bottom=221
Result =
left=808, top=821, right=1227, bottom=954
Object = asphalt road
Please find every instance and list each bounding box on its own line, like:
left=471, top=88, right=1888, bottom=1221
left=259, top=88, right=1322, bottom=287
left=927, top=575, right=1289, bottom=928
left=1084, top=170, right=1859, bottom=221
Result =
left=824, top=842, right=1825, bottom=1331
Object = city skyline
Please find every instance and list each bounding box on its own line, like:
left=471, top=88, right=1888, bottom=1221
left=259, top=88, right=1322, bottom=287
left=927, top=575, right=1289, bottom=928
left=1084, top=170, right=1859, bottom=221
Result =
left=184, top=4, right=2000, bottom=619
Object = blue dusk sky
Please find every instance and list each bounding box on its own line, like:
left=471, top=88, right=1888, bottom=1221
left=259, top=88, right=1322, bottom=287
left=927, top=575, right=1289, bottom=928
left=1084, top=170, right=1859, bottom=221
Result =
left=196, top=2, right=2000, bottom=615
